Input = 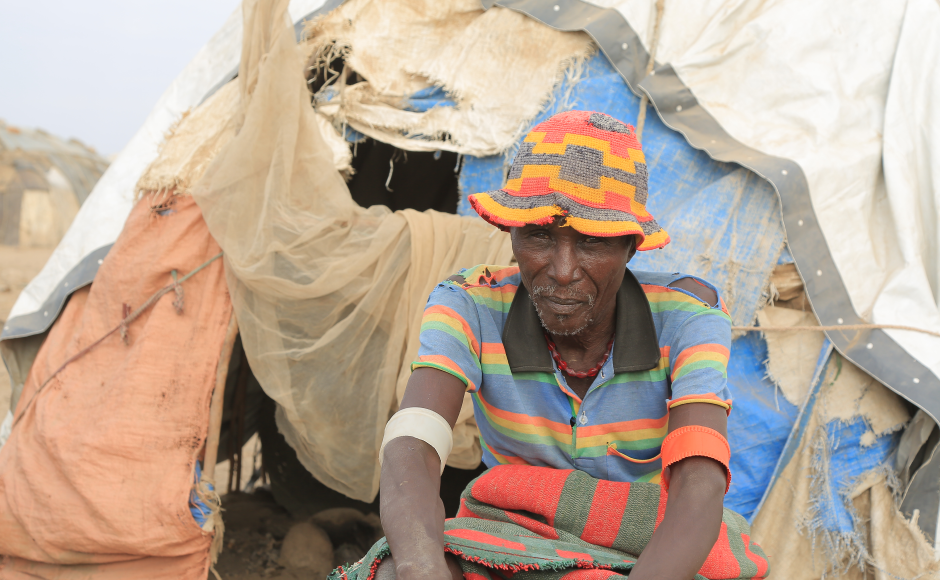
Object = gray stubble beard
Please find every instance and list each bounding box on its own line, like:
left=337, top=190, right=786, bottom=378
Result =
left=530, top=285, right=596, bottom=337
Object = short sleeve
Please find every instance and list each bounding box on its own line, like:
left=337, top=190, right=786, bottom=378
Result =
left=667, top=305, right=733, bottom=414
left=411, top=281, right=484, bottom=392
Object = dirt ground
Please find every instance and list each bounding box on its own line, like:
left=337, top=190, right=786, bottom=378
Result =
left=215, top=489, right=381, bottom=580
left=0, top=244, right=55, bottom=412
left=214, top=490, right=305, bottom=580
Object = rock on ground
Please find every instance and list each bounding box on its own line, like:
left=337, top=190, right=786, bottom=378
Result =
left=280, top=521, right=334, bottom=577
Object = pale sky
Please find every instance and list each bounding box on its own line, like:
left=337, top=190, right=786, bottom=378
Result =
left=0, top=0, right=240, bottom=157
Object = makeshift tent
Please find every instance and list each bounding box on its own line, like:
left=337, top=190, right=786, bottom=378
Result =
left=0, top=121, right=107, bottom=248
left=2, top=0, right=940, bottom=578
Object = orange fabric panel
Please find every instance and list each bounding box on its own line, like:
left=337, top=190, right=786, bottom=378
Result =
left=0, top=194, right=231, bottom=579
left=0, top=551, right=208, bottom=580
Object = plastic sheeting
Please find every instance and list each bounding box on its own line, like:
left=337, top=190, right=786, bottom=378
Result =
left=593, top=0, right=940, bottom=391
left=307, top=0, right=595, bottom=157
left=751, top=347, right=925, bottom=578
left=724, top=333, right=800, bottom=522
left=1, top=0, right=933, bottom=526
left=458, top=53, right=785, bottom=327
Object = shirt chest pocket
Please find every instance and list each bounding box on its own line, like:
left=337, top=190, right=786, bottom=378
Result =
left=605, top=443, right=663, bottom=482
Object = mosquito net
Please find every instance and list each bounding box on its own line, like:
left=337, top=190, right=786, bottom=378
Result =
left=193, top=0, right=512, bottom=501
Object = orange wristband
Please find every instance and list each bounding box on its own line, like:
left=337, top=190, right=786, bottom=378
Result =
left=660, top=425, right=731, bottom=494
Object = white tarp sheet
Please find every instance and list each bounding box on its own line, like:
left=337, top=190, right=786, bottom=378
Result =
left=4, top=0, right=328, bottom=324
left=9, top=0, right=940, bottom=392
left=591, top=0, right=940, bottom=384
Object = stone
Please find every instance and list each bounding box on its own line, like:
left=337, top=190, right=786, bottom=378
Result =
left=311, top=508, right=379, bottom=551
left=333, top=542, right=367, bottom=568
left=279, top=521, right=334, bottom=576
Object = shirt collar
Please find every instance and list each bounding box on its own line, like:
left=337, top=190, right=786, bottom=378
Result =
left=502, top=268, right=661, bottom=374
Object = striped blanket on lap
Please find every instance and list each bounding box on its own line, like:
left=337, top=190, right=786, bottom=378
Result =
left=330, top=465, right=769, bottom=580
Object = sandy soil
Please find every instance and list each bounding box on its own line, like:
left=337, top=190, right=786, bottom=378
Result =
left=215, top=489, right=381, bottom=580
left=0, top=245, right=54, bottom=413
left=215, top=490, right=304, bottom=579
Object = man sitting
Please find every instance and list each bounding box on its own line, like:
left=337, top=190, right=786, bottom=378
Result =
left=366, top=111, right=766, bottom=580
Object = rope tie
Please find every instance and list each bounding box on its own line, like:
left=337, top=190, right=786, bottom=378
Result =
left=119, top=303, right=132, bottom=345
left=11, top=251, right=224, bottom=429
left=732, top=323, right=940, bottom=339
left=172, top=269, right=185, bottom=314
left=635, top=0, right=665, bottom=142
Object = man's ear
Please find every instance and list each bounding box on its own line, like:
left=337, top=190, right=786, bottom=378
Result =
left=625, top=235, right=639, bottom=263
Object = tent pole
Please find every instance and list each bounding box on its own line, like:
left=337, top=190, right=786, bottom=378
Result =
left=204, top=312, right=239, bottom=482
left=198, top=311, right=238, bottom=571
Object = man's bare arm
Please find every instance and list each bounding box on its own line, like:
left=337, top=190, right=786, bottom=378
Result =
left=381, top=373, right=728, bottom=580
left=378, top=367, right=466, bottom=580
left=629, top=403, right=729, bottom=580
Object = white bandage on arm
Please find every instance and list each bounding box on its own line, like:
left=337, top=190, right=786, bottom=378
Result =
left=379, top=407, right=454, bottom=474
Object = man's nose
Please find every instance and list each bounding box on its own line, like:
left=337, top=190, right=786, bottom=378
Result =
left=548, top=241, right=580, bottom=286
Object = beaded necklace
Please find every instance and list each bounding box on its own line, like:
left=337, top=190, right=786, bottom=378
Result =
left=544, top=334, right=615, bottom=379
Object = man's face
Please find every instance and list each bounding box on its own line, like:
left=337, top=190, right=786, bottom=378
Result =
left=511, top=219, right=637, bottom=337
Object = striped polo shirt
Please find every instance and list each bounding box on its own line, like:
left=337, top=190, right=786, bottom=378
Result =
left=413, top=265, right=733, bottom=484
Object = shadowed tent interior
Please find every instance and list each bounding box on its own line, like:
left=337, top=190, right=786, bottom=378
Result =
left=1, top=0, right=939, bottom=579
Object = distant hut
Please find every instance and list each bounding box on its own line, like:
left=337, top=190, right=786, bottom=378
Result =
left=0, top=120, right=108, bottom=247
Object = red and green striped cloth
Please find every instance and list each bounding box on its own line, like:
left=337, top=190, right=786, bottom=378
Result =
left=329, top=465, right=769, bottom=580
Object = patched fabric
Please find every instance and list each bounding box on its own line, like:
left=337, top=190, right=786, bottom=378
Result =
left=468, top=110, right=669, bottom=250
left=329, top=466, right=769, bottom=580
left=411, top=265, right=733, bottom=484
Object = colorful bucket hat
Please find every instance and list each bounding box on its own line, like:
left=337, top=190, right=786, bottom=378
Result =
left=468, top=110, right=670, bottom=251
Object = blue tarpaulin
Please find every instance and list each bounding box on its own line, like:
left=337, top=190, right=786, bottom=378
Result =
left=346, top=52, right=901, bottom=537
left=457, top=53, right=786, bottom=328
left=815, top=417, right=900, bottom=534
left=452, top=55, right=802, bottom=521
left=190, top=462, right=213, bottom=526
left=725, top=333, right=801, bottom=521
left=781, top=352, right=903, bottom=567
